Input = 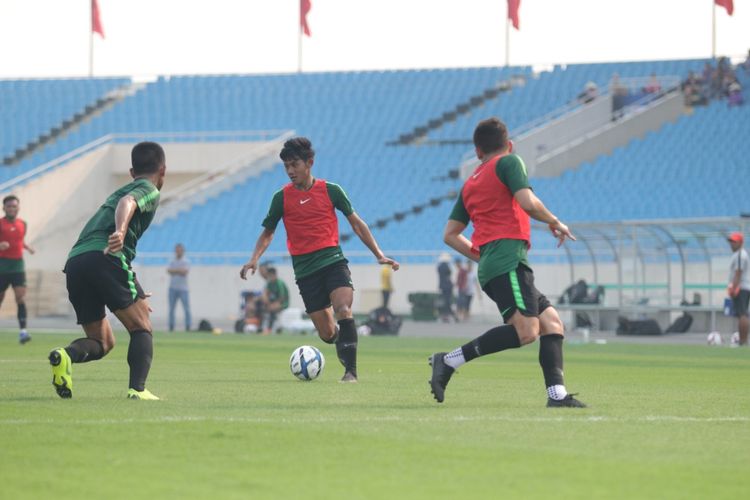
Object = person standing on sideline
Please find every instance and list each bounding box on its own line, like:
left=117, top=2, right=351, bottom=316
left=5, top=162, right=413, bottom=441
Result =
left=437, top=253, right=457, bottom=322
left=381, top=263, right=393, bottom=308
left=167, top=243, right=191, bottom=331
left=429, top=117, right=587, bottom=408
left=727, top=232, right=749, bottom=346
left=458, top=260, right=480, bottom=321
left=260, top=266, right=289, bottom=334
left=240, top=137, right=399, bottom=382
left=49, top=142, right=166, bottom=400
left=0, top=195, right=35, bottom=344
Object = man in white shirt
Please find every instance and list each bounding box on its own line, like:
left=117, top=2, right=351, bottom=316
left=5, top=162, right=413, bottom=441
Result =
left=167, top=243, right=191, bottom=331
left=727, top=232, right=749, bottom=346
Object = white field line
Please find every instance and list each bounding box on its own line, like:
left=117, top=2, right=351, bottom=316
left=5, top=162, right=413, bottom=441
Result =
left=0, top=415, right=748, bottom=426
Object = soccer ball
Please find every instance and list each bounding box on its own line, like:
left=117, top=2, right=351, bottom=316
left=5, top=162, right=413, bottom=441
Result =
left=707, top=331, right=723, bottom=346
left=289, top=345, right=325, bottom=381
left=730, top=331, right=740, bottom=347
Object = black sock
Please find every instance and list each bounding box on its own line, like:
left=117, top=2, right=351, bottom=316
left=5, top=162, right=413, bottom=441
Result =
left=539, top=334, right=565, bottom=387
left=127, top=330, right=153, bottom=391
left=65, top=338, right=105, bottom=363
left=335, top=318, right=357, bottom=375
left=460, top=324, right=521, bottom=362
left=17, top=303, right=27, bottom=329
left=320, top=325, right=339, bottom=344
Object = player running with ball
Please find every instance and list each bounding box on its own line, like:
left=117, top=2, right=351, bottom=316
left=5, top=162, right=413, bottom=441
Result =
left=241, top=137, right=399, bottom=382
left=429, top=118, right=587, bottom=408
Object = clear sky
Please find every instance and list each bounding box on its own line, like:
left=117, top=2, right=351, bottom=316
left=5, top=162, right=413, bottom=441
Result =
left=0, top=0, right=747, bottom=78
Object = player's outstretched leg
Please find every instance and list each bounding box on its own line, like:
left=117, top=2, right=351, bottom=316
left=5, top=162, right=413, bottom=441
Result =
left=428, top=324, right=522, bottom=403
left=428, top=352, right=454, bottom=403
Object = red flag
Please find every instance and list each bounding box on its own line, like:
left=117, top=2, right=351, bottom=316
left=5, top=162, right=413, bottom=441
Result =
left=507, top=0, right=521, bottom=30
left=92, top=0, right=105, bottom=38
left=715, top=0, right=734, bottom=15
left=300, top=0, right=312, bottom=37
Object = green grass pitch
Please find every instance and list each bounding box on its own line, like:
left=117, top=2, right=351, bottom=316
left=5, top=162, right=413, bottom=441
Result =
left=1, top=330, right=748, bottom=499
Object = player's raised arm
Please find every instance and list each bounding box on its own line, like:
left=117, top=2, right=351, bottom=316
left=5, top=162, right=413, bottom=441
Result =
left=513, top=188, right=575, bottom=247
left=106, top=194, right=138, bottom=254
left=240, top=228, right=275, bottom=279
left=345, top=212, right=399, bottom=270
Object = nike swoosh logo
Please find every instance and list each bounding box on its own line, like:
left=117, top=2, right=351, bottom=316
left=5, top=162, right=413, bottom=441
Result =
left=501, top=307, right=512, bottom=316
left=472, top=173, right=480, bottom=179
left=300, top=198, right=311, bottom=204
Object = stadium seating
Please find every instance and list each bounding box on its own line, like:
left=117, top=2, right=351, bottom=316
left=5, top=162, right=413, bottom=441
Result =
left=2, top=58, right=745, bottom=261
left=0, top=77, right=129, bottom=165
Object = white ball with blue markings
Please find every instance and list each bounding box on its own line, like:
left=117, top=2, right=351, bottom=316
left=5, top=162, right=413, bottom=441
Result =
left=289, top=345, right=325, bottom=381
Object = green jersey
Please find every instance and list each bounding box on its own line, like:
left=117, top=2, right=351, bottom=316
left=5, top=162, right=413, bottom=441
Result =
left=68, top=178, right=160, bottom=264
left=266, top=279, right=290, bottom=309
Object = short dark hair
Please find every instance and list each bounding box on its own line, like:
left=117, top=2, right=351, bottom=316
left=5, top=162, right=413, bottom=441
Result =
left=473, top=118, right=508, bottom=154
left=266, top=267, right=277, bottom=276
left=280, top=137, right=314, bottom=162
left=131, top=141, right=165, bottom=175
left=3, top=195, right=19, bottom=205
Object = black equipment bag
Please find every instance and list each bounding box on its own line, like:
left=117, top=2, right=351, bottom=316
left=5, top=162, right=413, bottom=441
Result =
left=616, top=317, right=662, bottom=336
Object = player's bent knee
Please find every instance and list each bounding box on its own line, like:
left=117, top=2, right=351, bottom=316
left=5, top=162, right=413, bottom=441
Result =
left=319, top=329, right=337, bottom=344
left=518, top=329, right=539, bottom=345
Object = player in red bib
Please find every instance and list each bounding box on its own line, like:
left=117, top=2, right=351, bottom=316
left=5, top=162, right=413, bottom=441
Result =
left=0, top=195, right=36, bottom=344
left=428, top=118, right=587, bottom=408
left=240, top=137, right=399, bottom=382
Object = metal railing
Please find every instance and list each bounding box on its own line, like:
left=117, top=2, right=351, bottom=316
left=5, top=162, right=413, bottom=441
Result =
left=0, top=129, right=293, bottom=194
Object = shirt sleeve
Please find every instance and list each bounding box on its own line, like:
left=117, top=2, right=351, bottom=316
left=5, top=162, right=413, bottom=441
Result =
left=496, top=154, right=530, bottom=194
left=261, top=190, right=284, bottom=230
left=326, top=182, right=354, bottom=216
left=448, top=189, right=470, bottom=224
left=130, top=182, right=161, bottom=214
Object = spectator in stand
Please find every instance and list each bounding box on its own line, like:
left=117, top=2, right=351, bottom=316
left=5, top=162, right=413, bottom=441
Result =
left=702, top=62, right=719, bottom=98
left=577, top=81, right=598, bottom=104
left=682, top=71, right=708, bottom=106
left=728, top=78, right=744, bottom=107
left=609, top=73, right=629, bottom=120
left=742, top=49, right=750, bottom=74
left=644, top=73, right=661, bottom=94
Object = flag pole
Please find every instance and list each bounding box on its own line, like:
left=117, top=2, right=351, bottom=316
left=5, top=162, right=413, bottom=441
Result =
left=505, top=15, right=511, bottom=67
left=298, top=26, right=303, bottom=73
left=89, top=0, right=94, bottom=77
left=711, top=0, right=716, bottom=59
left=298, top=1, right=303, bottom=73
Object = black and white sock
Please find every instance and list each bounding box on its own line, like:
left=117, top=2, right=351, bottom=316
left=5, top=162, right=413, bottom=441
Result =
left=127, top=330, right=153, bottom=392
left=539, top=334, right=567, bottom=400
left=444, top=324, right=521, bottom=369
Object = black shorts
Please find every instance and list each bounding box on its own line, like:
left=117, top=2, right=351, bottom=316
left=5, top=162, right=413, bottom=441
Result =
left=0, top=272, right=26, bottom=290
left=732, top=289, right=750, bottom=317
left=295, top=260, right=353, bottom=313
left=482, top=263, right=551, bottom=323
left=64, top=251, right=146, bottom=325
